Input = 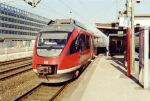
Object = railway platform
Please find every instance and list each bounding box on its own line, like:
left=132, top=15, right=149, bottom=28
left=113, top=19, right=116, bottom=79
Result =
left=60, top=55, right=150, bottom=101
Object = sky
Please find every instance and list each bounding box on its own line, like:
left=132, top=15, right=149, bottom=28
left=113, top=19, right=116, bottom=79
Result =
left=0, top=0, right=150, bottom=34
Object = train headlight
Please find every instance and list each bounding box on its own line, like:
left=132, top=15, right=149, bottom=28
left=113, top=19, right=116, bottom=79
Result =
left=38, top=66, right=53, bottom=74
left=38, top=66, right=48, bottom=74
left=37, top=65, right=57, bottom=75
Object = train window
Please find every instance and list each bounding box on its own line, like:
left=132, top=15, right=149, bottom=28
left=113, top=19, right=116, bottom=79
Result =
left=85, top=35, right=90, bottom=49
left=79, top=34, right=87, bottom=51
left=69, top=36, right=80, bottom=54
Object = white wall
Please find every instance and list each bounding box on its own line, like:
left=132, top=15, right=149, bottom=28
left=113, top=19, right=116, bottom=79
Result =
left=134, top=19, right=150, bottom=27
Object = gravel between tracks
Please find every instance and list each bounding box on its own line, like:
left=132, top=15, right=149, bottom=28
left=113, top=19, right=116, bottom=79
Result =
left=0, top=70, right=39, bottom=101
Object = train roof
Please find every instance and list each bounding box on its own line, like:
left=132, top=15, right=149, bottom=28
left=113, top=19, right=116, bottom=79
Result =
left=46, top=19, right=86, bottom=29
left=40, top=24, right=75, bottom=32
left=40, top=24, right=98, bottom=38
left=40, top=19, right=98, bottom=37
left=41, top=19, right=87, bottom=32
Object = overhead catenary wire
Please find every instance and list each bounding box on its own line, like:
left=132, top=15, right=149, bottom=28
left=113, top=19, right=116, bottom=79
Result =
left=0, top=0, right=22, bottom=4
left=57, top=0, right=86, bottom=22
left=2, top=1, right=52, bottom=24
left=77, top=0, right=117, bottom=23
left=1, top=0, right=118, bottom=25
left=39, top=1, right=67, bottom=19
left=2, top=0, right=67, bottom=21
left=75, top=0, right=95, bottom=24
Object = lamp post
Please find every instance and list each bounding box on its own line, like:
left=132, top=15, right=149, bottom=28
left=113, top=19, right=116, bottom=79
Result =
left=126, top=0, right=142, bottom=74
left=69, top=11, right=72, bottom=19
left=126, top=0, right=135, bottom=74
left=116, top=0, right=119, bottom=22
left=131, top=0, right=135, bottom=74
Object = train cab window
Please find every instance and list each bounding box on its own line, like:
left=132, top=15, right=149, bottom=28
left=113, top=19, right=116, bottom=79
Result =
left=37, top=31, right=70, bottom=57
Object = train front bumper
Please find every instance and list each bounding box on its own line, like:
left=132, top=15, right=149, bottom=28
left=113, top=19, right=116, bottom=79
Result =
left=36, top=71, right=75, bottom=83
left=33, top=65, right=81, bottom=83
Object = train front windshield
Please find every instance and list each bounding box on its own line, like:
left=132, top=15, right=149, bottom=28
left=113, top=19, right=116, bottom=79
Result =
left=36, top=32, right=70, bottom=57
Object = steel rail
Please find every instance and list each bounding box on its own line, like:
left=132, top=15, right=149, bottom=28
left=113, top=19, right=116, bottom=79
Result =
left=0, top=63, right=32, bottom=80
left=13, top=83, right=43, bottom=101
left=49, top=83, right=69, bottom=101
left=0, top=62, right=32, bottom=74
left=0, top=57, right=31, bottom=66
left=13, top=83, right=69, bottom=101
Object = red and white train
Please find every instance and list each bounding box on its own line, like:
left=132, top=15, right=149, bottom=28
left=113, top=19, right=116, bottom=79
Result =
left=32, top=19, right=97, bottom=83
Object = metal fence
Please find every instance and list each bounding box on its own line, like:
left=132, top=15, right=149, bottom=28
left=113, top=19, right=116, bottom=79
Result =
left=0, top=40, right=34, bottom=48
left=0, top=40, right=34, bottom=61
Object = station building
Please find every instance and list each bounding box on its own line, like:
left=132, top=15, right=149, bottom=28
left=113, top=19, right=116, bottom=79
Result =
left=96, top=22, right=126, bottom=55
left=134, top=14, right=150, bottom=27
left=0, top=3, right=50, bottom=48
left=96, top=14, right=150, bottom=56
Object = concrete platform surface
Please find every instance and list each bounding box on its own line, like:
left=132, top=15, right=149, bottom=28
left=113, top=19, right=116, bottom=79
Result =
left=60, top=55, right=150, bottom=101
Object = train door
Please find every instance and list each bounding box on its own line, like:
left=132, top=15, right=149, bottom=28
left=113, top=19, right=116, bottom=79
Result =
left=68, top=35, right=81, bottom=66
left=90, top=36, right=94, bottom=57
left=79, top=34, right=90, bottom=64
left=68, top=34, right=86, bottom=65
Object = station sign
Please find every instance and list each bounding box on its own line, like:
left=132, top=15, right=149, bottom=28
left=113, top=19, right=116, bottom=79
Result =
left=119, top=16, right=131, bottom=28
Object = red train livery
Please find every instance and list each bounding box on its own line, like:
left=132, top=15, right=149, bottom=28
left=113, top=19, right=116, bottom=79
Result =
left=32, top=19, right=97, bottom=83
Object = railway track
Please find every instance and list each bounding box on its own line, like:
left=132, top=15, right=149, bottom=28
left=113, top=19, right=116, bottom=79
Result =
left=13, top=83, right=68, bottom=101
left=0, top=57, right=31, bottom=67
left=0, top=63, right=32, bottom=80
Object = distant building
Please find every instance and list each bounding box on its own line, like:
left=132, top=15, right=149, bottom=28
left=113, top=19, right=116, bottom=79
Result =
left=96, top=14, right=150, bottom=55
left=135, top=14, right=150, bottom=27
left=95, top=23, right=126, bottom=55
left=0, top=3, right=50, bottom=40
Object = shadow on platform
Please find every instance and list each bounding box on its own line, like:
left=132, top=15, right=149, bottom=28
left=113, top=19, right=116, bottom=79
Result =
left=107, top=56, right=125, bottom=68
left=107, top=55, right=143, bottom=88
